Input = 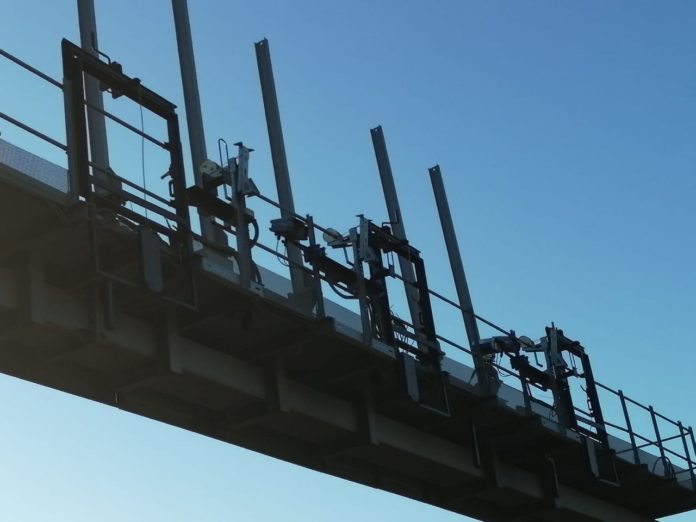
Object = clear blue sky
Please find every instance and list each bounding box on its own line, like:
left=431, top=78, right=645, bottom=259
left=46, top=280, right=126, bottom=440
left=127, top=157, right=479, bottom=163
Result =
left=1, top=1, right=696, bottom=520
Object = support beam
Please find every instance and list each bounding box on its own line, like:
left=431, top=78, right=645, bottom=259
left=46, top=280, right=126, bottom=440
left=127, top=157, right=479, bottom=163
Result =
left=318, top=391, right=379, bottom=460
left=225, top=355, right=289, bottom=430
left=0, top=263, right=664, bottom=522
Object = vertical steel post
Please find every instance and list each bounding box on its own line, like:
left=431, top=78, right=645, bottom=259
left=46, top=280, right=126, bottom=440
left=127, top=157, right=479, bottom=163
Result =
left=76, top=0, right=115, bottom=194
left=171, top=0, right=215, bottom=239
left=650, top=406, right=670, bottom=477
left=255, top=38, right=311, bottom=306
left=521, top=381, right=532, bottom=415
left=370, top=126, right=424, bottom=344
left=306, top=215, right=325, bottom=318
left=689, top=427, right=696, bottom=484
left=62, top=40, right=90, bottom=199
left=351, top=222, right=371, bottom=346
left=678, top=421, right=696, bottom=489
left=618, top=390, right=640, bottom=465
left=233, top=143, right=253, bottom=289
left=428, top=164, right=494, bottom=394
left=578, top=351, right=609, bottom=447
left=428, top=165, right=480, bottom=347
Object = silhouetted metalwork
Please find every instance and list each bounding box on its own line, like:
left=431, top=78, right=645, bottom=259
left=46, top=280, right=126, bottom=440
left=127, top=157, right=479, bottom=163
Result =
left=0, top=39, right=695, bottom=522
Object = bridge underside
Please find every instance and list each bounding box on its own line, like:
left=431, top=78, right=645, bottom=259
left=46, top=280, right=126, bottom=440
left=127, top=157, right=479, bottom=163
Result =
left=1, top=147, right=695, bottom=522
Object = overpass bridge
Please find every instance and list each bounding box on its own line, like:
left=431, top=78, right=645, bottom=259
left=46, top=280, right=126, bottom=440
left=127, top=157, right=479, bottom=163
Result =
left=0, top=39, right=695, bottom=522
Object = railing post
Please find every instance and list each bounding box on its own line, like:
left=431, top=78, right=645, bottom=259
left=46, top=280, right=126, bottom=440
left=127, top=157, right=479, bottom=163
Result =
left=520, top=380, right=532, bottom=416
left=678, top=421, right=696, bottom=489
left=255, top=38, right=313, bottom=310
left=306, top=215, right=325, bottom=318
left=689, top=427, right=696, bottom=489
left=650, top=405, right=670, bottom=477
left=619, top=390, right=640, bottom=465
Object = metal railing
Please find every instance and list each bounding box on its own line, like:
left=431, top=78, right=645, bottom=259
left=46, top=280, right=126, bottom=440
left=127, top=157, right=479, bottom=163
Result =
left=203, top=164, right=696, bottom=485
left=595, top=383, right=696, bottom=485
left=1, top=47, right=182, bottom=230
left=242, top=191, right=696, bottom=484
left=0, top=48, right=66, bottom=153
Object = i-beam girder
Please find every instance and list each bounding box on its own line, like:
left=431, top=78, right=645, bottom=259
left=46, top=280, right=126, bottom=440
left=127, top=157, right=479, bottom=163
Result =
left=0, top=259, right=658, bottom=522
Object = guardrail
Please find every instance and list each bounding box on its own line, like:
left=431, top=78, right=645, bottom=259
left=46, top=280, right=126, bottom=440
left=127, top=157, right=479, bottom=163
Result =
left=0, top=49, right=66, bottom=152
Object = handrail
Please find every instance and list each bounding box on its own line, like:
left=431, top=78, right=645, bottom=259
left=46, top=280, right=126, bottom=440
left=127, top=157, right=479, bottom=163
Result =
left=0, top=112, right=67, bottom=151
left=0, top=51, right=67, bottom=156
left=0, top=48, right=63, bottom=89
left=84, top=101, right=169, bottom=150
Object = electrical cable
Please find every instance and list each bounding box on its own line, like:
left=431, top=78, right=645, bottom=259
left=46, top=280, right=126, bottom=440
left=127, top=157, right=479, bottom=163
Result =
left=249, top=219, right=260, bottom=246
left=275, top=238, right=290, bottom=267
left=329, top=281, right=356, bottom=300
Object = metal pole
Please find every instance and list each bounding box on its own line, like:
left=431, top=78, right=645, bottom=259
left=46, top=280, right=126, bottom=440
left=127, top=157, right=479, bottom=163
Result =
left=171, top=0, right=216, bottom=240
left=351, top=222, right=372, bottom=346
left=306, top=215, right=325, bottom=318
left=255, top=38, right=311, bottom=306
left=76, top=0, right=115, bottom=194
left=370, top=126, right=424, bottom=343
left=233, top=143, right=253, bottom=289
left=428, top=165, right=480, bottom=347
left=649, top=405, right=670, bottom=477
left=678, top=421, right=696, bottom=489
left=428, top=164, right=495, bottom=394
